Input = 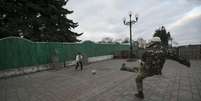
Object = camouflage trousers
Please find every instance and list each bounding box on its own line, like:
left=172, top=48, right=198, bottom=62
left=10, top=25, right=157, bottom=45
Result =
left=136, top=73, right=153, bottom=92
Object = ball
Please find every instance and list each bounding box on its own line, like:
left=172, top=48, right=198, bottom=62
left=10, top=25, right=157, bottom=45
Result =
left=91, top=70, right=96, bottom=75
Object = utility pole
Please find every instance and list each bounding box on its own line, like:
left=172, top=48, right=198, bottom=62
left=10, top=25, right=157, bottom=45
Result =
left=123, top=11, right=138, bottom=58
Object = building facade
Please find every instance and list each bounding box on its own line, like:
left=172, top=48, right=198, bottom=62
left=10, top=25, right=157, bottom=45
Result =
left=176, top=44, right=201, bottom=60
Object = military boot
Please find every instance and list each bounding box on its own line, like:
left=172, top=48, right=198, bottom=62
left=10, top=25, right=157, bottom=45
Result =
left=135, top=91, right=144, bottom=99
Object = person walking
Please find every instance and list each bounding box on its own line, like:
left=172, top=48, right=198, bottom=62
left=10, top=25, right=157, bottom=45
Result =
left=75, top=52, right=83, bottom=71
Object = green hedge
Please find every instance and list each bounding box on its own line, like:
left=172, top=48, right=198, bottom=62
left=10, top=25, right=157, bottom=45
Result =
left=0, top=37, right=129, bottom=70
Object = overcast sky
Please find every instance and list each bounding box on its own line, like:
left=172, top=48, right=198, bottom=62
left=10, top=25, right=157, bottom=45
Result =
left=66, top=0, right=201, bottom=45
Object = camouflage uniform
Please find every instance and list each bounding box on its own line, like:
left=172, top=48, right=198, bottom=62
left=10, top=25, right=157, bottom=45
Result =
left=136, top=43, right=190, bottom=98
left=135, top=45, right=165, bottom=95
left=120, top=37, right=190, bottom=99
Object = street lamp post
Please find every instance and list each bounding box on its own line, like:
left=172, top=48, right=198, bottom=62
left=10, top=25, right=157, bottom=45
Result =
left=170, top=37, right=173, bottom=48
left=123, top=11, right=138, bottom=58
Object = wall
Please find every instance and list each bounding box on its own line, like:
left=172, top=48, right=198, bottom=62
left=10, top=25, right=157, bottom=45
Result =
left=176, top=44, right=201, bottom=60
left=0, top=37, right=129, bottom=70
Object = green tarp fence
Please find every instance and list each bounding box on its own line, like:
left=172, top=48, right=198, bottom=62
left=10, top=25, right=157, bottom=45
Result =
left=0, top=37, right=129, bottom=70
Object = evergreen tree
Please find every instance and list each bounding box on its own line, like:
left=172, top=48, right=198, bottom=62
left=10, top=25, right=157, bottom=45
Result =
left=153, top=26, right=171, bottom=47
left=0, top=0, right=82, bottom=42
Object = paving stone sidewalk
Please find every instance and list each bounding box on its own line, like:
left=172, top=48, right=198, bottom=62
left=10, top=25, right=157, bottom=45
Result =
left=0, top=59, right=200, bottom=101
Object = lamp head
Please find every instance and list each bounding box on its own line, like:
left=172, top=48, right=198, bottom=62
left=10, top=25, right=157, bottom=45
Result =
left=135, top=14, right=139, bottom=21
left=123, top=17, right=126, bottom=24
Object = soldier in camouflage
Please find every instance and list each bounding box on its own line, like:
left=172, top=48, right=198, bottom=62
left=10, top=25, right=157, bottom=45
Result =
left=120, top=37, right=190, bottom=99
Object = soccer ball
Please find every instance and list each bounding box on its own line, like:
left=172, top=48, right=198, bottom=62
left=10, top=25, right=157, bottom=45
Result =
left=92, top=70, right=96, bottom=75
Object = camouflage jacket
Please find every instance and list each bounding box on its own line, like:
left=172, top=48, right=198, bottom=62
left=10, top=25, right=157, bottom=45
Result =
left=141, top=48, right=165, bottom=75
left=141, top=47, right=190, bottom=76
